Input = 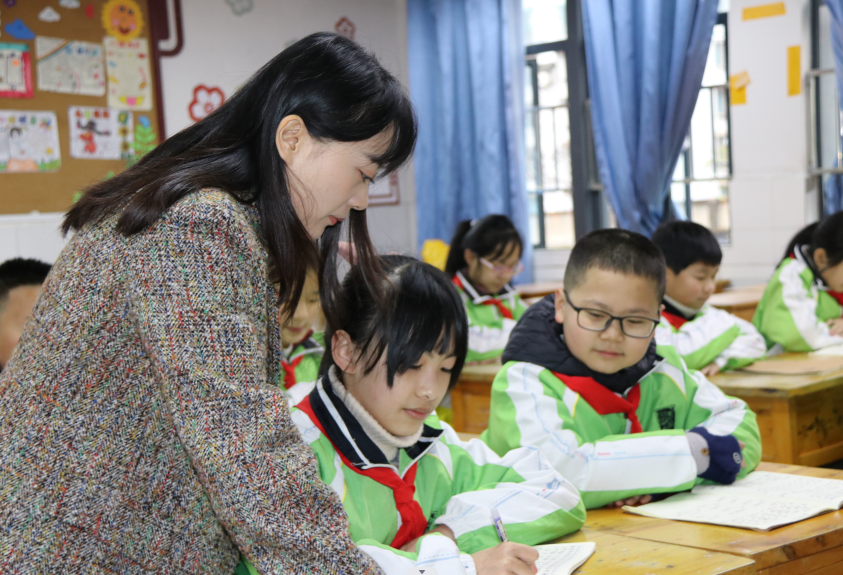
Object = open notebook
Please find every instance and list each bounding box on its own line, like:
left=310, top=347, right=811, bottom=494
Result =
left=534, top=542, right=596, bottom=575
left=623, top=471, right=843, bottom=531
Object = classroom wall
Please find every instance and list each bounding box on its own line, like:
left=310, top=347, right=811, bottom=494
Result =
left=0, top=0, right=416, bottom=264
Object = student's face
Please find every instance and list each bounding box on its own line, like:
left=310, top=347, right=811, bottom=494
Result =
left=815, top=249, right=843, bottom=293
left=465, top=242, right=522, bottom=294
left=0, top=285, right=42, bottom=369
left=666, top=262, right=719, bottom=309
left=280, top=270, right=321, bottom=347
left=555, top=268, right=661, bottom=374
left=277, top=115, right=391, bottom=240
left=335, top=333, right=456, bottom=437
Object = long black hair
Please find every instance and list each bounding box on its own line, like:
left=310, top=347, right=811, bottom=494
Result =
left=783, top=212, right=843, bottom=267
left=321, top=255, right=468, bottom=390
left=444, top=215, right=523, bottom=276
left=63, top=32, right=417, bottom=324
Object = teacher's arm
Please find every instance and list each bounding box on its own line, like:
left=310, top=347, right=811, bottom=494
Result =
left=128, top=196, right=382, bottom=575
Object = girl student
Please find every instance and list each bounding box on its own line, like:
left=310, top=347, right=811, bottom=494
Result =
left=254, top=256, right=585, bottom=575
left=445, top=215, right=528, bottom=363
left=278, top=264, right=325, bottom=390
left=753, top=211, right=843, bottom=352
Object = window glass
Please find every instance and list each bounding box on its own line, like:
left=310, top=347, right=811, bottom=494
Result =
left=523, top=0, right=567, bottom=45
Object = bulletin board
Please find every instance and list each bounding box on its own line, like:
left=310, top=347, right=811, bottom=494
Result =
left=0, top=0, right=162, bottom=214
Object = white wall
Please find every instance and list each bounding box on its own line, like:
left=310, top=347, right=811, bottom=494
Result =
left=0, top=0, right=416, bottom=263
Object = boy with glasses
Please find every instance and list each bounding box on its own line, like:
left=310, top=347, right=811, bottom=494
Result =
left=481, top=229, right=760, bottom=509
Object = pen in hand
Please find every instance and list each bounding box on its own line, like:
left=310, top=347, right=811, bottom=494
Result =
left=490, top=507, right=509, bottom=542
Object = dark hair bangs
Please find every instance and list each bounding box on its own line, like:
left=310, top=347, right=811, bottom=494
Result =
left=652, top=221, right=721, bottom=273
left=444, top=215, right=523, bottom=276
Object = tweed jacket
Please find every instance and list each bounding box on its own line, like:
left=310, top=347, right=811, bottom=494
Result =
left=0, top=190, right=384, bottom=575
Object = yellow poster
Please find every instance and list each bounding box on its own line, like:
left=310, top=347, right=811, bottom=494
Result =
left=729, top=71, right=751, bottom=105
left=787, top=45, right=801, bottom=96
left=742, top=2, right=786, bottom=20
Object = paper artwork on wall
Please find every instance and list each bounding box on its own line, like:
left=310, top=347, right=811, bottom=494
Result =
left=0, top=43, right=33, bottom=98
left=729, top=71, right=750, bottom=105
left=60, top=0, right=82, bottom=8
left=225, top=0, right=253, bottom=16
left=105, top=37, right=152, bottom=110
left=132, top=115, right=155, bottom=158
left=188, top=85, right=224, bottom=122
left=0, top=111, right=61, bottom=172
left=39, top=7, right=61, bottom=23
left=368, top=172, right=400, bottom=206
left=2, top=0, right=14, bottom=7
left=69, top=106, right=133, bottom=160
left=36, top=37, right=106, bottom=96
left=85, top=4, right=94, bottom=19
left=787, top=45, right=801, bottom=96
left=742, top=2, right=786, bottom=21
left=335, top=17, right=355, bottom=41
left=102, top=0, right=144, bottom=42
left=4, top=19, right=34, bottom=41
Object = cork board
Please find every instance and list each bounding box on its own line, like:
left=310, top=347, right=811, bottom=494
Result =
left=0, top=0, right=160, bottom=214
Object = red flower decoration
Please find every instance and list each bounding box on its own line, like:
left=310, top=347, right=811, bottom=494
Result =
left=188, top=85, right=225, bottom=123
left=335, top=17, right=355, bottom=40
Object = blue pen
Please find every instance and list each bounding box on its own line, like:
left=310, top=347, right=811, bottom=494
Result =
left=490, top=507, right=509, bottom=542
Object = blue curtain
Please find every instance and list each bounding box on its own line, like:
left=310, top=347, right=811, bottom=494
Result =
left=824, top=0, right=843, bottom=213
left=408, top=0, right=532, bottom=282
left=582, top=0, right=719, bottom=236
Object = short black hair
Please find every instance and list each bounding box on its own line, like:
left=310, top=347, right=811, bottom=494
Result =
left=321, top=255, right=468, bottom=389
left=652, top=221, right=722, bottom=274
left=444, top=215, right=523, bottom=276
left=564, top=229, right=666, bottom=300
left=0, top=258, right=51, bottom=306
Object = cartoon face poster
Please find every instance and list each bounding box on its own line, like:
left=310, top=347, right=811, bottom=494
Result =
left=104, top=37, right=152, bottom=111
left=69, top=106, right=133, bottom=160
left=0, top=111, right=61, bottom=173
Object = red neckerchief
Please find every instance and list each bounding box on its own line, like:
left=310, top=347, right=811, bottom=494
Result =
left=661, top=310, right=688, bottom=329
left=452, top=274, right=514, bottom=320
left=296, top=395, right=428, bottom=549
left=281, top=330, right=313, bottom=389
left=553, top=372, right=643, bottom=433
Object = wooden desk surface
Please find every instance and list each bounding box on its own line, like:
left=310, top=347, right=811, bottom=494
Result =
left=585, top=462, right=843, bottom=574
left=554, top=529, right=755, bottom=574
left=458, top=361, right=502, bottom=382
left=515, top=281, right=563, bottom=300
left=711, top=355, right=843, bottom=399
left=709, top=285, right=765, bottom=308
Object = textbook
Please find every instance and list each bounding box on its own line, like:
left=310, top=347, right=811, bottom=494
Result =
left=811, top=343, right=843, bottom=357
left=623, top=471, right=843, bottom=531
left=534, top=542, right=596, bottom=575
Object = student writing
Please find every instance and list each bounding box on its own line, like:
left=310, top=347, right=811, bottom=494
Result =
left=753, top=212, right=843, bottom=352
left=652, top=221, right=765, bottom=376
left=482, top=229, right=761, bottom=509
left=242, top=256, right=586, bottom=575
left=445, top=215, right=527, bottom=363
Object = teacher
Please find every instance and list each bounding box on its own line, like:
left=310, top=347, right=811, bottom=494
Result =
left=0, top=33, right=415, bottom=574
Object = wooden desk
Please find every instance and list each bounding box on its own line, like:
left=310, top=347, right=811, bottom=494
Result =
left=515, top=281, right=563, bottom=300
left=711, top=361, right=843, bottom=467
left=709, top=285, right=766, bottom=322
left=554, top=529, right=755, bottom=574
left=586, top=463, right=843, bottom=575
left=450, top=363, right=499, bottom=434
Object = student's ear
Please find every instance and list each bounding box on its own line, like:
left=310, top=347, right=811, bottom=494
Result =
left=554, top=287, right=566, bottom=324
left=463, top=248, right=477, bottom=268
left=332, top=330, right=358, bottom=374
left=815, top=247, right=829, bottom=270
left=660, top=303, right=665, bottom=314
left=275, top=115, right=310, bottom=164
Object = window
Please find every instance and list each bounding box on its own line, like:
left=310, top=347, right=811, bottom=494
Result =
left=670, top=13, right=732, bottom=242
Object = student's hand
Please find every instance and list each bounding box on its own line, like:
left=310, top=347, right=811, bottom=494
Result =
left=700, top=362, right=720, bottom=377
left=828, top=318, right=843, bottom=336
left=739, top=440, right=747, bottom=469
left=399, top=524, right=456, bottom=553
left=606, top=494, right=652, bottom=508
left=472, top=542, right=540, bottom=575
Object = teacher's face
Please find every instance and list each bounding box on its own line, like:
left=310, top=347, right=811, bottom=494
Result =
left=276, top=115, right=391, bottom=240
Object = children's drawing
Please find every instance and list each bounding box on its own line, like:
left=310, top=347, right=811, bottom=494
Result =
left=335, top=17, right=355, bottom=40
left=39, top=7, right=61, bottom=22
left=69, top=106, right=133, bottom=160
left=0, top=111, right=61, bottom=173
left=105, top=37, right=152, bottom=110
left=188, top=85, right=224, bottom=122
left=5, top=19, right=34, bottom=41
left=102, top=0, right=144, bottom=41
left=225, top=0, right=253, bottom=16
left=60, top=0, right=82, bottom=8
left=0, top=43, right=33, bottom=98
left=85, top=4, right=94, bottom=18
left=36, top=37, right=106, bottom=96
left=132, top=115, right=156, bottom=158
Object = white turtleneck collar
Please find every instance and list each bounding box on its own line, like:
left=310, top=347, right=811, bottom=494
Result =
left=327, top=366, right=424, bottom=465
left=664, top=294, right=702, bottom=319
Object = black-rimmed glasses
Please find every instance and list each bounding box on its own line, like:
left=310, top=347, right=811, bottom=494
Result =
left=564, top=290, right=659, bottom=339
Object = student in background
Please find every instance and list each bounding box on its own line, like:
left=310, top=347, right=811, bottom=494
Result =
left=279, top=266, right=324, bottom=390
left=482, top=229, right=761, bottom=509
left=652, top=221, right=765, bottom=375
left=0, top=258, right=51, bottom=371
left=445, top=215, right=527, bottom=363
left=257, top=256, right=585, bottom=575
left=753, top=212, right=843, bottom=352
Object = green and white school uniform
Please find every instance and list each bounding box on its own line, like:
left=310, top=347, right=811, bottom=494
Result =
left=243, top=368, right=586, bottom=575
left=752, top=246, right=843, bottom=352
left=279, top=330, right=324, bottom=390
left=481, top=295, right=762, bottom=509
left=655, top=295, right=766, bottom=370
left=452, top=271, right=528, bottom=363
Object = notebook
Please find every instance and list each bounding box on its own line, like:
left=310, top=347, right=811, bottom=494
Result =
left=739, top=355, right=843, bottom=375
left=623, top=471, right=843, bottom=531
left=534, top=542, right=596, bottom=575
left=811, top=343, right=843, bottom=357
